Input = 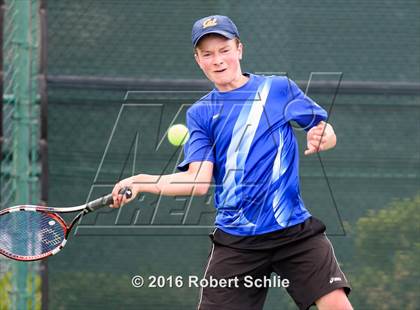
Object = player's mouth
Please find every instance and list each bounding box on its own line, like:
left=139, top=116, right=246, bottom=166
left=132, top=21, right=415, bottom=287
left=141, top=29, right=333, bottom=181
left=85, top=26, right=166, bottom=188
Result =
left=214, top=68, right=227, bottom=73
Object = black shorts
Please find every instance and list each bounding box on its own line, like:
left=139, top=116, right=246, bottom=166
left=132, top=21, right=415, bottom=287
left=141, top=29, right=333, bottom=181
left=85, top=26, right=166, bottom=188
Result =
left=197, top=217, right=351, bottom=310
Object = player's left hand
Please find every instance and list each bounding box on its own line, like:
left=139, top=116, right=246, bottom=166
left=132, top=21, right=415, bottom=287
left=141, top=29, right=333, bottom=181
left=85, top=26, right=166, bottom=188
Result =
left=304, top=121, right=337, bottom=155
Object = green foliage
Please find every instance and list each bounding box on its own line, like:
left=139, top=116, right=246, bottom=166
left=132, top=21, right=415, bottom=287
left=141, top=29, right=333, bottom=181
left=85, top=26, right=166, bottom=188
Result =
left=351, top=194, right=420, bottom=309
left=27, top=273, right=42, bottom=310
left=0, top=271, right=12, bottom=310
left=0, top=270, right=42, bottom=310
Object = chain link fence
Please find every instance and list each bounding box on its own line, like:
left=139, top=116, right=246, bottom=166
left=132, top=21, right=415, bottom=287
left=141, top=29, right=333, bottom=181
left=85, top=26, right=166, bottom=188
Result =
left=1, top=0, right=42, bottom=309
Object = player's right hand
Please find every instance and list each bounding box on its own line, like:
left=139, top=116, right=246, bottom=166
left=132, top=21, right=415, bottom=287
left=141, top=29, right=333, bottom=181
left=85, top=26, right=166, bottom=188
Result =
left=110, top=177, right=139, bottom=208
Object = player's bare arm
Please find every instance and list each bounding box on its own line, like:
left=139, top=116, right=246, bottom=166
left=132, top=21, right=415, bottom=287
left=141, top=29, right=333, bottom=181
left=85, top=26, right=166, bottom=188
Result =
left=110, top=161, right=213, bottom=208
left=304, top=121, right=337, bottom=155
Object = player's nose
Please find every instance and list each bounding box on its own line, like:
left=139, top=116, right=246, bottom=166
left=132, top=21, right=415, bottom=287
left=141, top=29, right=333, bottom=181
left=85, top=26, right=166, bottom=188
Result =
left=213, top=54, right=224, bottom=66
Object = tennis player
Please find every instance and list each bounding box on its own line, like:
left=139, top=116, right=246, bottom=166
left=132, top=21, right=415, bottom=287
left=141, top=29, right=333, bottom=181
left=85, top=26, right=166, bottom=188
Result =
left=111, top=15, right=352, bottom=310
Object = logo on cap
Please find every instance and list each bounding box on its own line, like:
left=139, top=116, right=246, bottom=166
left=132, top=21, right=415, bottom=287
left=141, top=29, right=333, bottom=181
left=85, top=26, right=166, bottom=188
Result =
left=202, top=17, right=217, bottom=29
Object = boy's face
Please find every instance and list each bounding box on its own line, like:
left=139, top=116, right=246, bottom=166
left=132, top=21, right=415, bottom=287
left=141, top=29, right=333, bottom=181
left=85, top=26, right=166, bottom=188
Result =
left=194, top=35, right=243, bottom=90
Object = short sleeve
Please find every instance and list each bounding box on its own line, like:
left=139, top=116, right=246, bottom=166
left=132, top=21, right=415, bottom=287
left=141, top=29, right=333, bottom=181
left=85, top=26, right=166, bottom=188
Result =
left=284, top=79, right=328, bottom=131
left=177, top=107, right=216, bottom=172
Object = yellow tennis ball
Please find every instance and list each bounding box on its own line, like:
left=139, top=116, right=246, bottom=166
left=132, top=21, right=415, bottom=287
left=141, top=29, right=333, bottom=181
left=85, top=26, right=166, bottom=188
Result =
left=168, top=124, right=189, bottom=146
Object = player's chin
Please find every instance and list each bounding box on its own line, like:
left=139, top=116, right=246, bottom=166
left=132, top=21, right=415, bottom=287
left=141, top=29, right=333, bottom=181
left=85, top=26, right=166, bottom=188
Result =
left=211, top=74, right=232, bottom=87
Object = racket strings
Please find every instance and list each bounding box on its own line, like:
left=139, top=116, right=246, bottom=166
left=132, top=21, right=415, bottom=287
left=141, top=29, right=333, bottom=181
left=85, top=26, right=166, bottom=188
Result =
left=0, top=211, right=66, bottom=257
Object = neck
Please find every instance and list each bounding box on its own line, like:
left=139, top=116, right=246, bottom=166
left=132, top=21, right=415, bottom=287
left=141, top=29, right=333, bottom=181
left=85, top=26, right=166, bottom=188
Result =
left=216, top=73, right=249, bottom=92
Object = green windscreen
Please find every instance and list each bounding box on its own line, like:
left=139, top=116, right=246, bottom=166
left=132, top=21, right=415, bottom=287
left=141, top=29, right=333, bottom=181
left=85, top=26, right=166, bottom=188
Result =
left=46, top=1, right=419, bottom=309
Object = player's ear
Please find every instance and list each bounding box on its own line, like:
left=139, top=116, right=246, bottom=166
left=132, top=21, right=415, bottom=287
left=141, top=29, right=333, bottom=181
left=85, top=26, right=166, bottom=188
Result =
left=194, top=52, right=204, bottom=70
left=238, top=42, right=243, bottom=60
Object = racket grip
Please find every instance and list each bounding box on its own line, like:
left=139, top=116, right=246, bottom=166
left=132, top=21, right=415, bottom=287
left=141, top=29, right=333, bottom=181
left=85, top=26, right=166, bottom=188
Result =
left=103, top=194, right=115, bottom=206
left=106, top=187, right=133, bottom=205
left=88, top=187, right=132, bottom=211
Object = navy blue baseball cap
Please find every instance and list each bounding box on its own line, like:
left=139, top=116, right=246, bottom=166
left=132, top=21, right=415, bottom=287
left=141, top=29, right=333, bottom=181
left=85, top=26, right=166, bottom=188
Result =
left=192, top=15, right=239, bottom=47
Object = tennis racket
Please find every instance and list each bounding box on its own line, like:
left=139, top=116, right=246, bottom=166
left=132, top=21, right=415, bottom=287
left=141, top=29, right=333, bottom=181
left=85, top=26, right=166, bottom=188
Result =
left=0, top=188, right=132, bottom=261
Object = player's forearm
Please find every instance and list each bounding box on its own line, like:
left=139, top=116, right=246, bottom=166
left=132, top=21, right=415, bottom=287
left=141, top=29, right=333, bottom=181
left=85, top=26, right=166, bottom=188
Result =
left=130, top=172, right=209, bottom=196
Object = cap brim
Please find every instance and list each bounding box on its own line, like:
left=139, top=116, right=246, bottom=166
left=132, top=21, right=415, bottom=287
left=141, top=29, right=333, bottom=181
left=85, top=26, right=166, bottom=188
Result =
left=193, top=30, right=236, bottom=47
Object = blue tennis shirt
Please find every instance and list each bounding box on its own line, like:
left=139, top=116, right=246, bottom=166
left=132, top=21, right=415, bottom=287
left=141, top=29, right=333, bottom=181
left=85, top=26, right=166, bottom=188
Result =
left=177, top=74, right=328, bottom=236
